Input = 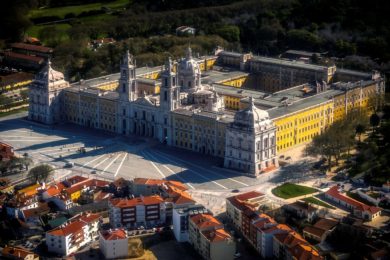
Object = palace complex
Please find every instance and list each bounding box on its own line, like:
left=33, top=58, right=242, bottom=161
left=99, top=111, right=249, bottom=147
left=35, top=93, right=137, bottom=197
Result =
left=28, top=47, right=385, bottom=177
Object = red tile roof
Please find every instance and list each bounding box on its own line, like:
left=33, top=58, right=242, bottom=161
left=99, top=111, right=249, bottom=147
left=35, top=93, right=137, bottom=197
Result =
left=22, top=202, right=49, bottom=219
left=227, top=191, right=265, bottom=211
left=326, top=186, right=381, bottom=214
left=65, top=178, right=109, bottom=195
left=11, top=42, right=53, bottom=53
left=47, top=213, right=100, bottom=236
left=45, top=183, right=66, bottom=197
left=4, top=51, right=44, bottom=63
left=288, top=243, right=322, bottom=260
left=313, top=218, right=338, bottom=231
left=303, top=226, right=326, bottom=239
left=190, top=214, right=222, bottom=230
left=2, top=246, right=38, bottom=259
left=110, top=195, right=163, bottom=208
left=202, top=228, right=232, bottom=242
left=101, top=229, right=127, bottom=240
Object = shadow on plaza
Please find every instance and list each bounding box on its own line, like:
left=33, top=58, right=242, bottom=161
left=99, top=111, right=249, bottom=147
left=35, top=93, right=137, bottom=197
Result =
left=1, top=116, right=318, bottom=186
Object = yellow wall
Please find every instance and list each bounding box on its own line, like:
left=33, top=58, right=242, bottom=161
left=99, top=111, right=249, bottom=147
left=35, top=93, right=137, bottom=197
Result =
left=1, top=80, right=32, bottom=92
left=333, top=83, right=377, bottom=121
left=70, top=190, right=81, bottom=201
left=96, top=82, right=118, bottom=91
left=273, top=101, right=333, bottom=153
left=223, top=95, right=241, bottom=110
left=219, top=76, right=248, bottom=88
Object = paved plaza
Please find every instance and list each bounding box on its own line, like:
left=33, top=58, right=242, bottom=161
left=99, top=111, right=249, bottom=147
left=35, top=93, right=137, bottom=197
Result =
left=0, top=112, right=325, bottom=202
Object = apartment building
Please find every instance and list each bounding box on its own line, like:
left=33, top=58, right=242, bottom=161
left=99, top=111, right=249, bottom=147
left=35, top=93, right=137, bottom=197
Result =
left=109, top=195, right=166, bottom=228
left=173, top=205, right=208, bottom=242
left=226, top=191, right=266, bottom=230
left=189, top=214, right=235, bottom=260
left=45, top=213, right=101, bottom=256
left=99, top=229, right=128, bottom=259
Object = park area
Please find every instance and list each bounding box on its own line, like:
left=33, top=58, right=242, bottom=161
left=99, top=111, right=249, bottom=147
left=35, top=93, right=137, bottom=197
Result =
left=272, top=183, right=318, bottom=199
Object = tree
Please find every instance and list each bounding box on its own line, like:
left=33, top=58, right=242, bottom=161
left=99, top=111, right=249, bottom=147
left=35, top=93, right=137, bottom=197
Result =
left=0, top=94, right=12, bottom=111
left=28, top=164, right=54, bottom=183
left=355, top=124, right=366, bottom=142
left=20, top=89, right=29, bottom=101
left=370, top=113, right=380, bottom=135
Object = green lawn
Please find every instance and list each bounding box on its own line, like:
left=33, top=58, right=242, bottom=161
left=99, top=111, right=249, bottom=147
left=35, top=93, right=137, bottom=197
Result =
left=272, top=183, right=318, bottom=199
left=26, top=23, right=72, bottom=39
left=29, top=0, right=129, bottom=19
left=303, top=197, right=336, bottom=209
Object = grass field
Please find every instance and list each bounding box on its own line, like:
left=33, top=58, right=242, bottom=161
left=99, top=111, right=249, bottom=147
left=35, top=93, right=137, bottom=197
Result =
left=26, top=23, right=72, bottom=39
left=272, top=183, right=318, bottom=199
left=303, top=197, right=336, bottom=209
left=29, top=0, right=129, bottom=19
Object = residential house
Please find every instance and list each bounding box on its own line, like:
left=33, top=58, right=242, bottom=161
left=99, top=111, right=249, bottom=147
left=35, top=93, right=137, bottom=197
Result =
left=303, top=218, right=339, bottom=243
left=273, top=231, right=322, bottom=260
left=173, top=204, right=208, bottom=242
left=282, top=200, right=319, bottom=222
left=45, top=213, right=101, bottom=256
left=176, top=26, right=196, bottom=36
left=1, top=245, right=39, bottom=260
left=21, top=202, right=50, bottom=226
left=226, top=191, right=266, bottom=230
left=109, top=195, right=166, bottom=228
left=99, top=229, right=128, bottom=259
left=189, top=214, right=235, bottom=260
left=325, top=186, right=382, bottom=220
left=0, top=142, right=14, bottom=161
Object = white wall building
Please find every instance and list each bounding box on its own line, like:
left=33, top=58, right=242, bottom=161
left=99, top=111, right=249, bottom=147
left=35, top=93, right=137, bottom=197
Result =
left=173, top=205, right=208, bottom=242
left=99, top=229, right=128, bottom=259
left=46, top=213, right=100, bottom=256
left=224, top=97, right=278, bottom=175
left=109, top=195, right=166, bottom=228
left=28, top=60, right=69, bottom=124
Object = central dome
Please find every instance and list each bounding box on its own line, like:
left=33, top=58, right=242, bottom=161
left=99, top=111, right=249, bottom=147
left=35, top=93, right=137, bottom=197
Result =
left=178, top=47, right=200, bottom=76
left=234, top=97, right=270, bottom=127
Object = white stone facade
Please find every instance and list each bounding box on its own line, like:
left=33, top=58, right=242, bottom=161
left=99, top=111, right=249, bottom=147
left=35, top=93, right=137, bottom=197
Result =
left=224, top=97, right=278, bottom=176
left=28, top=61, right=69, bottom=124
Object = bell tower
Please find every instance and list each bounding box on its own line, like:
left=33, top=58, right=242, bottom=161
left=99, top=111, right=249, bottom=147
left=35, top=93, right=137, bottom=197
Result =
left=160, top=57, right=180, bottom=111
left=118, top=50, right=137, bottom=102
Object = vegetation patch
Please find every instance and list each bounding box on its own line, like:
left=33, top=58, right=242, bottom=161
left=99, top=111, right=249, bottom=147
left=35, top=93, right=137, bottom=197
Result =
left=303, top=197, right=336, bottom=209
left=272, top=183, right=317, bottom=199
left=28, top=0, right=129, bottom=20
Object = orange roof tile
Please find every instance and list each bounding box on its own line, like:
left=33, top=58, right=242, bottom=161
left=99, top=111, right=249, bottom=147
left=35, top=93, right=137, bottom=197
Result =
left=45, top=183, right=66, bottom=197
left=48, top=213, right=100, bottom=237
left=202, top=228, right=232, bottom=242
left=101, top=229, right=127, bottom=240
left=22, top=202, right=49, bottom=219
left=288, top=243, right=322, bottom=260
left=2, top=245, right=38, bottom=259
left=227, top=191, right=265, bottom=211
left=11, top=42, right=53, bottom=53
left=326, top=186, right=381, bottom=214
left=190, top=214, right=222, bottom=229
left=110, top=195, right=163, bottom=208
